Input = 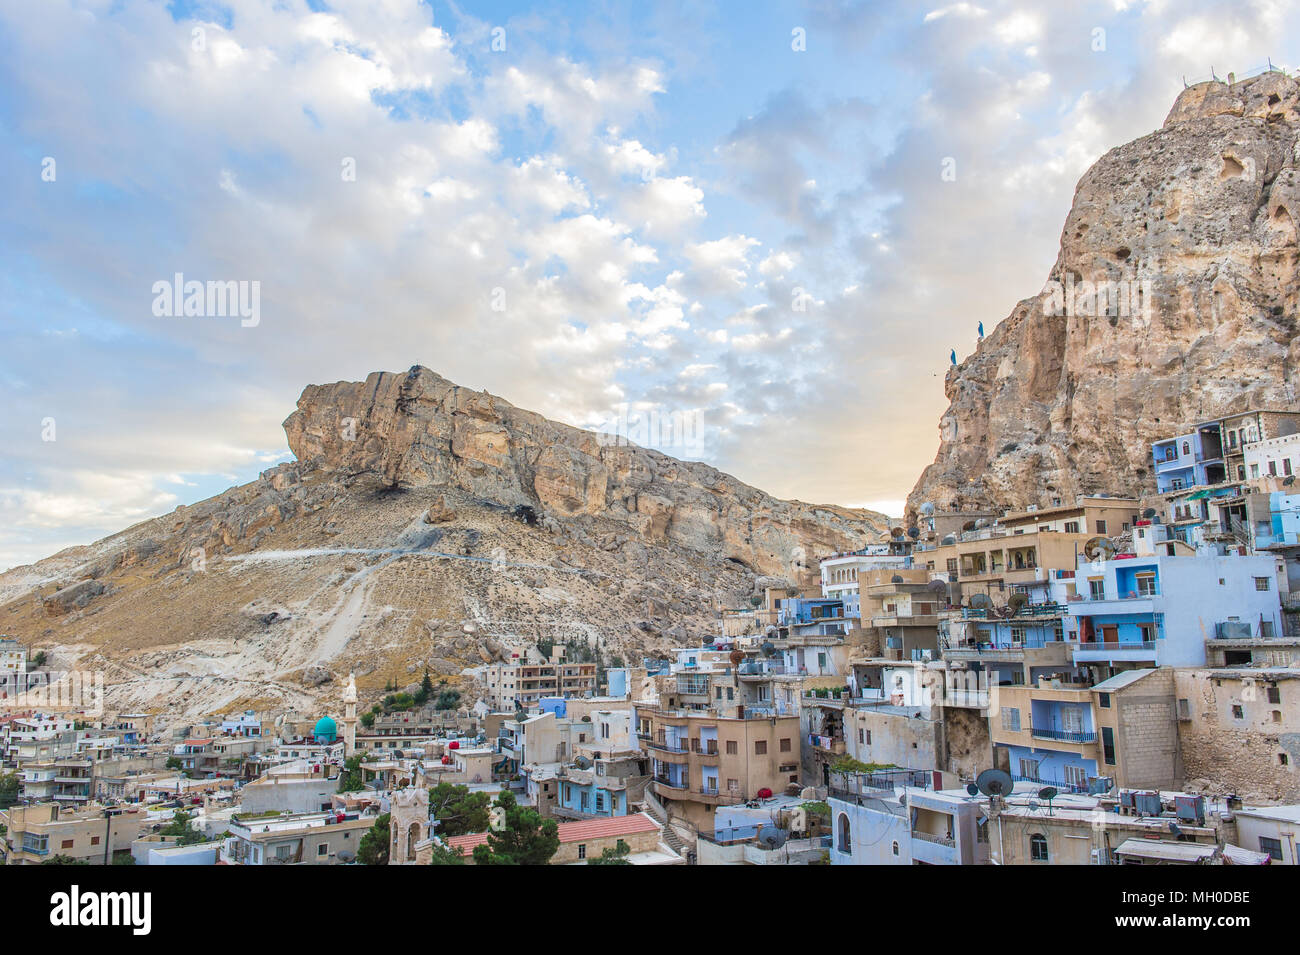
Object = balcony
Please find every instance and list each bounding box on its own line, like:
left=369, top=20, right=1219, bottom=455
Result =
left=1071, top=640, right=1156, bottom=663
left=1030, top=727, right=1098, bottom=744
left=647, top=737, right=690, bottom=754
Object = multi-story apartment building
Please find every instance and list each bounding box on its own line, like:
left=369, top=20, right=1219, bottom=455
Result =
left=819, top=544, right=912, bottom=617
left=0, top=637, right=26, bottom=673
left=0, top=803, right=145, bottom=865
left=481, top=661, right=597, bottom=711
left=632, top=690, right=802, bottom=828
left=859, top=568, right=943, bottom=661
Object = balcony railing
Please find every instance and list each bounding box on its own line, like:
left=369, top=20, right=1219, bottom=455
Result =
left=911, top=830, right=956, bottom=848
left=1030, top=728, right=1098, bottom=744
left=1073, top=640, right=1156, bottom=652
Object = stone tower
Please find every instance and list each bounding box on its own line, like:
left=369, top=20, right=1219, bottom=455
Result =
left=341, top=672, right=358, bottom=757
left=388, top=786, right=430, bottom=865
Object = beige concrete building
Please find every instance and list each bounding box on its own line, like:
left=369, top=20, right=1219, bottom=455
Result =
left=442, top=811, right=681, bottom=865
left=481, top=662, right=597, bottom=711
left=0, top=803, right=145, bottom=865
left=633, top=703, right=801, bottom=829
left=221, top=809, right=376, bottom=865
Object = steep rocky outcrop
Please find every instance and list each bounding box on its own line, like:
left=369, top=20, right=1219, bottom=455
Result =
left=0, top=370, right=888, bottom=720
left=909, top=72, right=1300, bottom=515
left=285, top=365, right=888, bottom=577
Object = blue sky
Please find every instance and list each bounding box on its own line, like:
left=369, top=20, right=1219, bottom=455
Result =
left=1, top=0, right=1298, bottom=571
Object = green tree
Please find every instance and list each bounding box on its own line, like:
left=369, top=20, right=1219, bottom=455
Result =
left=415, top=670, right=435, bottom=706
left=428, top=782, right=490, bottom=837
left=160, top=809, right=205, bottom=846
left=360, top=708, right=377, bottom=729
left=427, top=841, right=465, bottom=866
left=165, top=756, right=182, bottom=771
left=357, top=813, right=390, bottom=865
left=588, top=839, right=632, bottom=865
left=0, top=772, right=19, bottom=809
left=470, top=791, right=558, bottom=866
left=112, top=852, right=136, bottom=865
left=435, top=688, right=461, bottom=711
left=337, top=754, right=366, bottom=793
left=41, top=855, right=89, bottom=865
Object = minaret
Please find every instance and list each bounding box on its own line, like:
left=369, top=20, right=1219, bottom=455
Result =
left=342, top=673, right=358, bottom=757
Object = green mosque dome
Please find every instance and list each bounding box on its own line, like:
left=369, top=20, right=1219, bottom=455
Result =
left=313, top=716, right=338, bottom=743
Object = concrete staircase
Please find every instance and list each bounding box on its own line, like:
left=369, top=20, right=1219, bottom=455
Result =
left=641, top=790, right=690, bottom=860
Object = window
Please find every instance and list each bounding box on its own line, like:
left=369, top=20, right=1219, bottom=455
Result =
left=1095, top=520, right=1107, bottom=534
left=1251, top=464, right=1260, bottom=478
left=1001, top=707, right=1021, bottom=731
left=1101, top=727, right=1116, bottom=765
left=577, top=843, right=586, bottom=860
left=1064, top=521, right=1079, bottom=533
left=1259, top=836, right=1283, bottom=861
left=1089, top=579, right=1105, bottom=600
left=864, top=729, right=872, bottom=745
left=1182, top=442, right=1190, bottom=456
left=779, top=738, right=791, bottom=752
left=725, top=740, right=737, bottom=755
left=1098, top=692, right=1111, bottom=709
left=858, top=728, right=864, bottom=744
left=317, top=844, right=328, bottom=857
left=1268, top=686, right=1282, bottom=704
left=1255, top=577, right=1271, bottom=592
left=1231, top=704, right=1244, bottom=719
left=754, top=740, right=767, bottom=755
left=1019, top=757, right=1040, bottom=781
left=837, top=812, right=851, bottom=853
left=1269, top=461, right=1278, bottom=476
left=90, top=836, right=100, bottom=845
left=1280, top=752, right=1289, bottom=766
left=891, top=841, right=899, bottom=856
left=1030, top=833, right=1049, bottom=861
left=61, top=839, right=74, bottom=849
left=1135, top=572, right=1157, bottom=596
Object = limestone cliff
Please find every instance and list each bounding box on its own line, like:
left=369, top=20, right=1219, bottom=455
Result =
left=284, top=365, right=888, bottom=577
left=909, top=71, right=1300, bottom=516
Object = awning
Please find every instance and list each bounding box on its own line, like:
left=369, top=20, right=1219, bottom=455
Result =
left=1114, top=838, right=1219, bottom=863
left=1185, top=490, right=1210, bottom=500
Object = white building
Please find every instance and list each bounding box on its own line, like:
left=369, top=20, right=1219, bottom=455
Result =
left=1245, top=432, right=1300, bottom=481
left=0, top=638, right=26, bottom=673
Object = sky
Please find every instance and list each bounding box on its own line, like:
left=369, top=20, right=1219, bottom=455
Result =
left=1, top=0, right=1298, bottom=571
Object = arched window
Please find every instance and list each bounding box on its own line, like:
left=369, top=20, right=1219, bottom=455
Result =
left=407, top=822, right=421, bottom=861
left=1030, top=833, right=1049, bottom=861
left=1182, top=441, right=1190, bottom=456
left=891, top=841, right=900, bottom=856
left=837, top=812, right=851, bottom=853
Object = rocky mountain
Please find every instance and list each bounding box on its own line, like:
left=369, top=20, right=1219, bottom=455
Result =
left=908, top=71, right=1300, bottom=516
left=0, top=368, right=889, bottom=719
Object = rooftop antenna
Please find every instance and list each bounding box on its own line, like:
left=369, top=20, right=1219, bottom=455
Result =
left=1038, top=786, right=1058, bottom=816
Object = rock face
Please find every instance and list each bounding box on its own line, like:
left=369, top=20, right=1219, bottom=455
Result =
left=0, top=369, right=889, bottom=721
left=285, top=366, right=889, bottom=577
left=909, top=72, right=1300, bottom=516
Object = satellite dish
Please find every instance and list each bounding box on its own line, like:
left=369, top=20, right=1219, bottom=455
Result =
left=940, top=534, right=956, bottom=546
left=1007, top=593, right=1028, bottom=613
left=969, top=593, right=992, bottom=609
left=929, top=579, right=949, bottom=594
left=891, top=526, right=904, bottom=539
left=760, top=642, right=777, bottom=658
left=1286, top=476, right=1296, bottom=487
left=976, top=768, right=1014, bottom=797
left=337, top=849, right=356, bottom=864
left=1038, top=787, right=1058, bottom=801
left=729, top=649, right=745, bottom=666
left=1142, top=507, right=1157, bottom=519
left=891, top=574, right=904, bottom=584
left=1169, top=821, right=1183, bottom=836
left=919, top=502, right=935, bottom=517
left=962, top=521, right=977, bottom=532
left=1083, top=536, right=1115, bottom=561
left=758, top=825, right=788, bottom=849
left=966, top=783, right=979, bottom=796
left=907, top=526, right=920, bottom=539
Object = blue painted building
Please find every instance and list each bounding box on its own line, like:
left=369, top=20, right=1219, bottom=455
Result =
left=1152, top=423, right=1226, bottom=493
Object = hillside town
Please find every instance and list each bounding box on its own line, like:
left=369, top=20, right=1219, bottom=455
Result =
left=5, top=412, right=1300, bottom=867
